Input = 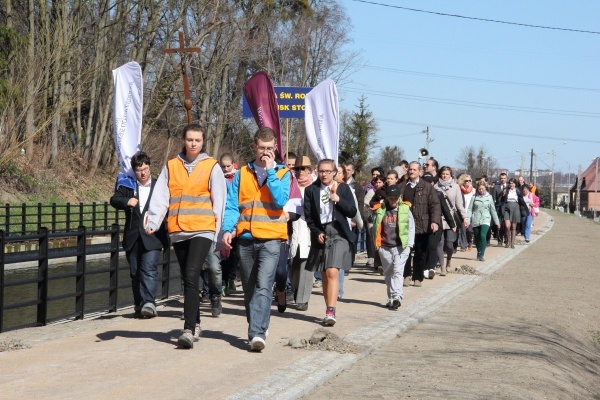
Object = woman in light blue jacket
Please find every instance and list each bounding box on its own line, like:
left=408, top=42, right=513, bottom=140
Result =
left=467, top=181, right=500, bottom=261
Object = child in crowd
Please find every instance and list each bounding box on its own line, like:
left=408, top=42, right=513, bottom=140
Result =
left=373, top=185, right=415, bottom=310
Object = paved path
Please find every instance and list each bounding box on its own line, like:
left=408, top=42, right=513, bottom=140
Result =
left=3, top=211, right=595, bottom=399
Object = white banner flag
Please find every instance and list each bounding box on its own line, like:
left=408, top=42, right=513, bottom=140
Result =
left=304, top=79, right=339, bottom=166
left=112, top=62, right=143, bottom=189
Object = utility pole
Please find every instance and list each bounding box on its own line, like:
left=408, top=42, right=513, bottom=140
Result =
left=422, top=126, right=433, bottom=151
left=576, top=165, right=582, bottom=215
left=550, top=150, right=555, bottom=209
left=595, top=158, right=599, bottom=220
left=529, top=148, right=534, bottom=184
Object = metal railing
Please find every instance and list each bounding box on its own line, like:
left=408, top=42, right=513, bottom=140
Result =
left=0, top=225, right=176, bottom=333
left=1, top=202, right=126, bottom=236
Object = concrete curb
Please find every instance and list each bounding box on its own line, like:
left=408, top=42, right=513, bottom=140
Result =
left=224, top=212, right=555, bottom=400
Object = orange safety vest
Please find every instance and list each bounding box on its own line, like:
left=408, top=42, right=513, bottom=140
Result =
left=167, top=157, right=217, bottom=234
left=237, top=165, right=289, bottom=240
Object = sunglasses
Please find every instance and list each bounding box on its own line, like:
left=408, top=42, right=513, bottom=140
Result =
left=294, top=166, right=310, bottom=172
left=464, top=180, right=472, bottom=182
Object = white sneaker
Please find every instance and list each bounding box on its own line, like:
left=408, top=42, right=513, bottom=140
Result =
left=250, top=337, right=266, bottom=351
left=193, top=323, right=202, bottom=342
left=177, top=329, right=194, bottom=349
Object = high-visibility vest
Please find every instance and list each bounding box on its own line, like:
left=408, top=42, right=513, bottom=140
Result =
left=373, top=201, right=410, bottom=249
left=237, top=165, right=289, bottom=240
left=167, top=157, right=217, bottom=234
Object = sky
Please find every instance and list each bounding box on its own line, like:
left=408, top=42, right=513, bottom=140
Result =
left=336, top=0, right=600, bottom=177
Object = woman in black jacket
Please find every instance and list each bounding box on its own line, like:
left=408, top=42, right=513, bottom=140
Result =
left=421, top=172, right=456, bottom=276
left=499, top=178, right=529, bottom=248
left=304, top=159, right=357, bottom=326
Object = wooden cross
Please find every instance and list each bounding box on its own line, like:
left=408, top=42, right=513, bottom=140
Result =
left=164, top=31, right=200, bottom=124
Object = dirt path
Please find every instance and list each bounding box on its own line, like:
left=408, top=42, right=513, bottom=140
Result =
left=304, top=211, right=600, bottom=399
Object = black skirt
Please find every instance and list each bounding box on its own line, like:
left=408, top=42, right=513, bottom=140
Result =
left=305, top=223, right=352, bottom=272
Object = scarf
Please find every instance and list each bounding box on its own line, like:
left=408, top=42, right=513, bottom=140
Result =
left=438, top=176, right=453, bottom=190
left=460, top=185, right=473, bottom=194
left=224, top=168, right=238, bottom=183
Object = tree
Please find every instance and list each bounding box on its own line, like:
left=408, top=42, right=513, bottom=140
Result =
left=339, top=96, right=377, bottom=173
left=538, top=180, right=551, bottom=208
left=375, top=145, right=405, bottom=173
left=456, top=145, right=498, bottom=179
left=0, top=0, right=355, bottom=175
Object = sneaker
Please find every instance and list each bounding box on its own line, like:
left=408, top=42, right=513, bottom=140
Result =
left=141, top=302, right=157, bottom=318
left=413, top=280, right=422, bottom=287
left=286, top=290, right=295, bottom=304
left=193, top=323, right=202, bottom=341
left=428, top=269, right=435, bottom=279
left=227, top=279, right=237, bottom=294
left=250, top=337, right=266, bottom=352
left=323, top=310, right=337, bottom=326
left=385, top=299, right=393, bottom=309
left=391, top=297, right=401, bottom=310
left=199, top=291, right=210, bottom=303
left=295, top=302, right=309, bottom=311
left=211, top=296, right=222, bottom=317
left=221, top=285, right=228, bottom=297
left=313, top=280, right=323, bottom=288
left=403, top=276, right=411, bottom=287
left=377, top=265, right=384, bottom=275
left=177, top=329, right=194, bottom=349
left=440, top=265, right=447, bottom=276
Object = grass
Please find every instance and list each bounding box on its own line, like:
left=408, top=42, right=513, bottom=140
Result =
left=592, top=330, right=600, bottom=345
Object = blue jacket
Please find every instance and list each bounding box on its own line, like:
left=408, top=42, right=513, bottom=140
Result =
left=222, top=161, right=290, bottom=239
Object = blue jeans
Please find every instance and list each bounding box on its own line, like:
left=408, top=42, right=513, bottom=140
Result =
left=237, top=239, right=281, bottom=340
left=521, top=214, right=533, bottom=241
left=126, top=241, right=160, bottom=309
left=203, top=243, right=223, bottom=299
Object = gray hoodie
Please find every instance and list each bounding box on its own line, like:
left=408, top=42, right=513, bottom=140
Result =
left=147, top=152, right=227, bottom=243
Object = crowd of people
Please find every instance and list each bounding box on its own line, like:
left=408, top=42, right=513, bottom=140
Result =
left=111, top=124, right=541, bottom=351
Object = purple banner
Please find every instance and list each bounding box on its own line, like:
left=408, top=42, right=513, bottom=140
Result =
left=243, top=71, right=283, bottom=154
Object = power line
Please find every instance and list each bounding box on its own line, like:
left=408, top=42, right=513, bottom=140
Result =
left=359, top=65, right=600, bottom=92
left=376, top=118, right=600, bottom=144
left=340, top=87, right=600, bottom=118
left=351, top=0, right=600, bottom=35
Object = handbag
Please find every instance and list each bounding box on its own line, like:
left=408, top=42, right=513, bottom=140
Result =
left=441, top=192, right=458, bottom=227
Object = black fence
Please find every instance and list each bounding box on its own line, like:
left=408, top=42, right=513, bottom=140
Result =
left=0, top=225, right=177, bottom=333
left=1, top=202, right=126, bottom=236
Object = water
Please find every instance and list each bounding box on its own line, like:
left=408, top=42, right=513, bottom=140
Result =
left=2, top=254, right=182, bottom=331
